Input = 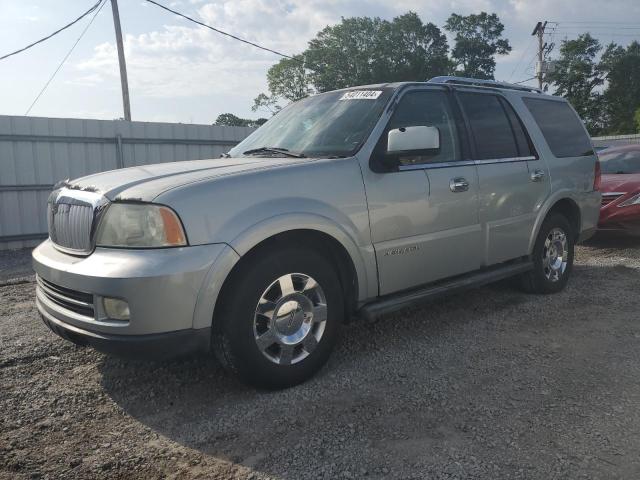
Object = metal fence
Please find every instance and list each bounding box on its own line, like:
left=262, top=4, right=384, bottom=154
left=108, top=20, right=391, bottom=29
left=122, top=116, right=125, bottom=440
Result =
left=0, top=115, right=253, bottom=250
left=592, top=133, right=640, bottom=149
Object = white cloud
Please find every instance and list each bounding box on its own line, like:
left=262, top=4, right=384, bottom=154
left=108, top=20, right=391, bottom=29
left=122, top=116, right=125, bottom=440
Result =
left=68, top=0, right=640, bottom=120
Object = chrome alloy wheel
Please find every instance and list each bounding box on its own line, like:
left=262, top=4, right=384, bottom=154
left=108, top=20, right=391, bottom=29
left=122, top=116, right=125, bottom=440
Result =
left=253, top=273, right=327, bottom=365
left=543, top=227, right=569, bottom=282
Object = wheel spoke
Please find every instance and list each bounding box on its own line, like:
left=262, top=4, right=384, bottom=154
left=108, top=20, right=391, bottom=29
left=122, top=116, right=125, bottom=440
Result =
left=256, top=299, right=277, bottom=318
left=303, top=276, right=318, bottom=292
left=312, top=304, right=327, bottom=324
left=279, top=344, right=295, bottom=365
left=278, top=274, right=295, bottom=296
left=303, top=334, right=318, bottom=353
left=255, top=328, right=278, bottom=351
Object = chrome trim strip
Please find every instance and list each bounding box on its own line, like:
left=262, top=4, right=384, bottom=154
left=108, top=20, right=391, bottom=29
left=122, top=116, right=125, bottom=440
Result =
left=398, top=156, right=536, bottom=171
left=36, top=277, right=94, bottom=309
left=602, top=192, right=626, bottom=196
left=474, top=156, right=536, bottom=165
left=399, top=160, right=476, bottom=171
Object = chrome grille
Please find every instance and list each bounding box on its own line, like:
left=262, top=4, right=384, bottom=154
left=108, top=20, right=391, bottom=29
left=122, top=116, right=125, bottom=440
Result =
left=47, top=188, right=108, bottom=254
left=37, top=275, right=95, bottom=318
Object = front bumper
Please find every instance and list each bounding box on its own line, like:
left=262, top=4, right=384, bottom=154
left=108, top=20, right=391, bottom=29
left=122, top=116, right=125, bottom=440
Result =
left=33, top=240, right=232, bottom=357
left=39, top=307, right=211, bottom=359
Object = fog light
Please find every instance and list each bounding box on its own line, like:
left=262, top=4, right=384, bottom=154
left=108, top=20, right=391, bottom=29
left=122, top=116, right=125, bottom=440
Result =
left=103, top=297, right=130, bottom=320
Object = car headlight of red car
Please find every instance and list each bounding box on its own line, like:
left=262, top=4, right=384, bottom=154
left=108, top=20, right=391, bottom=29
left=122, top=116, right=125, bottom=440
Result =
left=619, top=193, right=640, bottom=207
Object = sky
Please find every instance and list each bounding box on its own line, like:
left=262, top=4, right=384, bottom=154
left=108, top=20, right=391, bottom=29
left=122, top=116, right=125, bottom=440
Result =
left=0, top=0, right=639, bottom=125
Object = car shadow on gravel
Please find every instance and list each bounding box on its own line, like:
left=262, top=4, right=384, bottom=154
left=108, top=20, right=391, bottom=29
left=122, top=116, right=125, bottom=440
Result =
left=93, top=254, right=640, bottom=479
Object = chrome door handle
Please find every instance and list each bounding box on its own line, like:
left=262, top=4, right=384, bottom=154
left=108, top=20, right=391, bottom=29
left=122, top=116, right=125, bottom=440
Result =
left=449, top=177, right=469, bottom=193
left=530, top=169, right=546, bottom=182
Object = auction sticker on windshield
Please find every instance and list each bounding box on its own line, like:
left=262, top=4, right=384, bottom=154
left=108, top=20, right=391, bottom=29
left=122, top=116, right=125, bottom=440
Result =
left=340, top=90, right=382, bottom=100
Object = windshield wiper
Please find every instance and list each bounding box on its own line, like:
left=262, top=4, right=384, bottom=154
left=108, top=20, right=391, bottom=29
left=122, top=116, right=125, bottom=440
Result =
left=242, top=146, right=306, bottom=158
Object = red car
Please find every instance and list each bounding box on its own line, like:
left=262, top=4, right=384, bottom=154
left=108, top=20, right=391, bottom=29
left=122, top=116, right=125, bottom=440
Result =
left=598, top=144, right=640, bottom=236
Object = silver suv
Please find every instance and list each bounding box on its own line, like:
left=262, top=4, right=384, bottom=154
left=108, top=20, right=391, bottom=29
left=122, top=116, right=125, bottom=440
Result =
left=33, top=76, right=601, bottom=388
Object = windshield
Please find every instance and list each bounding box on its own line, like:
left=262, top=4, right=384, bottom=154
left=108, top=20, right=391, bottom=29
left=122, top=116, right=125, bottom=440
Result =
left=228, top=88, right=393, bottom=158
left=599, top=148, right=640, bottom=174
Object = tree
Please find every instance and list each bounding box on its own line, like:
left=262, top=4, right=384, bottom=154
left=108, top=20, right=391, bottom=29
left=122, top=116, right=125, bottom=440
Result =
left=444, top=12, right=511, bottom=79
left=304, top=12, right=449, bottom=92
left=252, top=55, right=312, bottom=115
left=546, top=34, right=607, bottom=134
left=635, top=107, right=640, bottom=133
left=601, top=41, right=640, bottom=134
left=214, top=113, right=267, bottom=128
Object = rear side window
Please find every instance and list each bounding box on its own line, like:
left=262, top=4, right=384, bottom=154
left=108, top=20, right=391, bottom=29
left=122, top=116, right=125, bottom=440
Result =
left=457, top=92, right=521, bottom=160
left=522, top=98, right=593, bottom=158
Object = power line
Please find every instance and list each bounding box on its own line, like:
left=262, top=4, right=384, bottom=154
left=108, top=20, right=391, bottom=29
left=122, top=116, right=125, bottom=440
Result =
left=514, top=76, right=537, bottom=84
left=508, top=37, right=536, bottom=81
left=0, top=0, right=103, bottom=61
left=144, top=0, right=303, bottom=64
left=25, top=0, right=107, bottom=115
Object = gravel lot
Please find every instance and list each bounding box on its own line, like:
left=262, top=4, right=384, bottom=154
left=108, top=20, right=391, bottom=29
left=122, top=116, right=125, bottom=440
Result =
left=2, top=237, right=640, bottom=480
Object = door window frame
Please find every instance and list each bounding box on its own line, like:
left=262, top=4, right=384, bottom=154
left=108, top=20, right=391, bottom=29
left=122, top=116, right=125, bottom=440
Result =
left=453, top=89, right=539, bottom=165
left=369, top=86, right=474, bottom=172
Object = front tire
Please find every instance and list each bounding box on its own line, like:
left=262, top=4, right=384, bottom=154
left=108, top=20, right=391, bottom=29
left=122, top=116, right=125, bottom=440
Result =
left=521, top=213, right=575, bottom=294
left=212, top=246, right=343, bottom=389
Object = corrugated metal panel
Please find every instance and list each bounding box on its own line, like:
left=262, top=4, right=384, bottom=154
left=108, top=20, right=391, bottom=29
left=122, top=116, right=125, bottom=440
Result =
left=592, top=134, right=640, bottom=148
left=0, top=114, right=253, bottom=251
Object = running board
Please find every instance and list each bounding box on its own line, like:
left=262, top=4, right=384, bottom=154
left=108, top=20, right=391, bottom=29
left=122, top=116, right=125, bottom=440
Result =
left=359, top=260, right=533, bottom=322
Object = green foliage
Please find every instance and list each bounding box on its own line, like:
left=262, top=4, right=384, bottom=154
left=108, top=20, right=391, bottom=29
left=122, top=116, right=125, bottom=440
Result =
left=602, top=41, right=640, bottom=134
left=635, top=107, right=640, bottom=133
left=253, top=11, right=452, bottom=109
left=546, top=34, right=606, bottom=134
left=548, top=38, right=640, bottom=135
left=214, top=113, right=267, bottom=128
left=444, top=12, right=511, bottom=79
left=305, top=12, right=449, bottom=91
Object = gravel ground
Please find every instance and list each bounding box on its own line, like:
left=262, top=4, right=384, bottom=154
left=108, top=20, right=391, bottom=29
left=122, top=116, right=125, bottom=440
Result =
left=2, top=236, right=640, bottom=480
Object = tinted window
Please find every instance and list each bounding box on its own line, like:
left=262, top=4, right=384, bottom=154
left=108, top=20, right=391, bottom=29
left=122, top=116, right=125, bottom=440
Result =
left=523, top=98, right=593, bottom=158
left=458, top=93, right=519, bottom=160
left=500, top=98, right=534, bottom=157
left=599, top=148, right=640, bottom=174
left=386, top=90, right=460, bottom=166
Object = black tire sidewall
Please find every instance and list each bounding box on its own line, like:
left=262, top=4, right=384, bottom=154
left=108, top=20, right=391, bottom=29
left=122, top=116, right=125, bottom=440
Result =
left=530, top=214, right=575, bottom=293
left=217, top=247, right=343, bottom=389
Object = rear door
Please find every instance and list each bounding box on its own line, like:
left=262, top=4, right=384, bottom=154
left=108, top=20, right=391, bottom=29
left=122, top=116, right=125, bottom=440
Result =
left=362, top=88, right=482, bottom=295
left=456, top=90, right=549, bottom=265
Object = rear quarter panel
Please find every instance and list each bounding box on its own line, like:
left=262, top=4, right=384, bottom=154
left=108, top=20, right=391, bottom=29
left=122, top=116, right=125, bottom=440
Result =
left=509, top=93, right=600, bottom=247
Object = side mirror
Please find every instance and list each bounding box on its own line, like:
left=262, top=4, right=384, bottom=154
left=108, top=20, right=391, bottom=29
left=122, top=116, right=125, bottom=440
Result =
left=387, top=125, right=440, bottom=156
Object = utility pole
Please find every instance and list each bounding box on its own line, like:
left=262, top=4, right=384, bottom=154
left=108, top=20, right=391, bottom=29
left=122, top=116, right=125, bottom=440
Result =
left=110, top=0, right=131, bottom=121
left=532, top=21, right=547, bottom=91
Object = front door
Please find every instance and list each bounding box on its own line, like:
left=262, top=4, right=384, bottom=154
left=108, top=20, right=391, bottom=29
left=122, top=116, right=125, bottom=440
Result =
left=361, top=88, right=482, bottom=296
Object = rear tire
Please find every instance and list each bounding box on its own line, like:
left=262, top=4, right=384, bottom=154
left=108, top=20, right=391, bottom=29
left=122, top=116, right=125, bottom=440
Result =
left=212, top=246, right=343, bottom=389
left=521, top=213, right=575, bottom=294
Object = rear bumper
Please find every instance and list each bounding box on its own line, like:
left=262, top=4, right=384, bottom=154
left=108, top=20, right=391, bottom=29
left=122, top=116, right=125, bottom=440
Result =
left=39, top=306, right=210, bottom=359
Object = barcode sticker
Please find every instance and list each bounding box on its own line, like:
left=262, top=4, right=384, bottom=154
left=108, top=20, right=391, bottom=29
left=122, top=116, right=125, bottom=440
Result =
left=339, top=90, right=382, bottom=100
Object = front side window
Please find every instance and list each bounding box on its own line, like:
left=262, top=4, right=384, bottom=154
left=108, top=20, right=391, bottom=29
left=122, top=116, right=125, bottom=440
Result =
left=228, top=89, right=393, bottom=158
left=522, top=97, right=594, bottom=158
left=457, top=92, right=520, bottom=160
left=383, top=90, right=461, bottom=166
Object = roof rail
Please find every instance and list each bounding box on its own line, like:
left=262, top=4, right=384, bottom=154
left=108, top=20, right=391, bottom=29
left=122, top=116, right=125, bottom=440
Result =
left=427, top=76, right=543, bottom=94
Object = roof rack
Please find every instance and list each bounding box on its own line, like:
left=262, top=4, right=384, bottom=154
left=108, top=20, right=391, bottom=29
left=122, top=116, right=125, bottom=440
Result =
left=427, top=76, right=543, bottom=94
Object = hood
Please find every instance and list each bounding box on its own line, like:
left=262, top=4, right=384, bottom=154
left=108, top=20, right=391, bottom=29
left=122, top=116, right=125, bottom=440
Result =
left=600, top=173, right=640, bottom=194
left=63, top=157, right=311, bottom=202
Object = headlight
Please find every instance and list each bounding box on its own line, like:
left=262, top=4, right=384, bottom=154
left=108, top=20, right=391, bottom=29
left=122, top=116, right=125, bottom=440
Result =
left=619, top=193, right=640, bottom=207
left=96, top=203, right=187, bottom=248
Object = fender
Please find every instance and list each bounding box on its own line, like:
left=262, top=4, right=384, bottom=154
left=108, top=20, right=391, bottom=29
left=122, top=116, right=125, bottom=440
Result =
left=527, top=188, right=582, bottom=253
left=230, top=212, right=377, bottom=304
left=191, top=213, right=377, bottom=330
